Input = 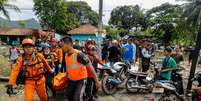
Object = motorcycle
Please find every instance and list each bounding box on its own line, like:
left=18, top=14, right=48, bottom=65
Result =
left=152, top=67, right=184, bottom=101
left=125, top=62, right=160, bottom=93
left=191, top=71, right=201, bottom=101
left=99, top=61, right=131, bottom=95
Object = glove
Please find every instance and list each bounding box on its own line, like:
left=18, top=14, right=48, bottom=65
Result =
left=6, top=85, right=13, bottom=97
left=51, top=67, right=56, bottom=76
left=51, top=68, right=55, bottom=74
left=58, top=64, right=62, bottom=69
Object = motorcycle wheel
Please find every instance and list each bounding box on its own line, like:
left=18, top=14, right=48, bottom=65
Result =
left=160, top=93, right=180, bottom=101
left=126, top=76, right=139, bottom=93
left=101, top=75, right=117, bottom=95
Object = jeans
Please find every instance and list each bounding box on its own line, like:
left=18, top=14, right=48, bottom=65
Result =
left=85, top=78, right=97, bottom=101
left=66, top=79, right=86, bottom=101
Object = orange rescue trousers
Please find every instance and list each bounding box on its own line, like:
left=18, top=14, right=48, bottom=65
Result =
left=24, top=75, right=48, bottom=101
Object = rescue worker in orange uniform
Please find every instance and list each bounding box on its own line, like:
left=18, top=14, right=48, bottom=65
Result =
left=60, top=36, right=100, bottom=101
left=6, top=38, right=54, bottom=101
left=86, top=45, right=104, bottom=101
left=51, top=38, right=63, bottom=73
left=42, top=43, right=56, bottom=97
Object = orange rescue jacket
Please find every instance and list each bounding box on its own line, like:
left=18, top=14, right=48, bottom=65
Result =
left=8, top=53, right=52, bottom=85
left=65, top=49, right=88, bottom=81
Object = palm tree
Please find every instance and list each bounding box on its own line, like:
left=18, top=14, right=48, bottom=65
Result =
left=181, top=0, right=201, bottom=93
left=0, top=0, right=20, bottom=20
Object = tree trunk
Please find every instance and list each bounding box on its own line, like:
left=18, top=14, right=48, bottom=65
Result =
left=186, top=24, right=201, bottom=94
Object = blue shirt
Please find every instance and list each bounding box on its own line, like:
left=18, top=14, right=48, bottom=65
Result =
left=122, top=43, right=136, bottom=62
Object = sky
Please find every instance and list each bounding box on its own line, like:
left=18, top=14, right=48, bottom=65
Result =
left=1, top=0, right=184, bottom=25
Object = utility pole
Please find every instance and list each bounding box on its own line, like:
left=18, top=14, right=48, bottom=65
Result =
left=98, top=0, right=103, bottom=57
left=98, top=0, right=103, bottom=30
left=186, top=22, right=201, bottom=94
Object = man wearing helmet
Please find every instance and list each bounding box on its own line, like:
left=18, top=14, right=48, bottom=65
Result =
left=51, top=38, right=63, bottom=73
left=6, top=38, right=54, bottom=101
left=42, top=43, right=56, bottom=97
left=85, top=45, right=104, bottom=101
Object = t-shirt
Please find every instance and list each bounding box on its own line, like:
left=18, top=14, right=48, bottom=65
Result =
left=171, top=53, right=184, bottom=64
left=160, top=57, right=177, bottom=80
left=10, top=47, right=19, bottom=60
left=122, top=43, right=136, bottom=62
left=108, top=46, right=120, bottom=62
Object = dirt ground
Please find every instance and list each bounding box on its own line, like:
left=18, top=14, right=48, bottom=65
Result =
left=0, top=45, right=198, bottom=101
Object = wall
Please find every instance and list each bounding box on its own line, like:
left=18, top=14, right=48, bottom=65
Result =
left=71, top=34, right=98, bottom=43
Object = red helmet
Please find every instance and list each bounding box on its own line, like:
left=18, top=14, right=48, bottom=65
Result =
left=51, top=38, right=58, bottom=43
left=22, top=38, right=35, bottom=46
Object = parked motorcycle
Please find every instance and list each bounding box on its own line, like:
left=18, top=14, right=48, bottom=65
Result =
left=125, top=63, right=160, bottom=93
left=152, top=68, right=184, bottom=101
left=99, top=61, right=131, bottom=95
left=191, top=71, right=201, bottom=101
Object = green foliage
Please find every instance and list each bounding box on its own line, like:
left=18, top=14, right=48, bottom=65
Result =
left=109, top=5, right=145, bottom=32
left=145, top=3, right=183, bottom=45
left=183, top=0, right=201, bottom=28
left=105, top=26, right=127, bottom=38
left=18, top=20, right=27, bottom=28
left=0, top=0, right=20, bottom=20
left=33, top=0, right=78, bottom=33
left=67, top=1, right=98, bottom=26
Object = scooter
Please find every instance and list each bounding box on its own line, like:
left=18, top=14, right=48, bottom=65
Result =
left=152, top=68, right=184, bottom=101
left=99, top=60, right=131, bottom=95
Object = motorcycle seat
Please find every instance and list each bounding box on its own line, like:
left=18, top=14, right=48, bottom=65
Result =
left=155, top=81, right=176, bottom=91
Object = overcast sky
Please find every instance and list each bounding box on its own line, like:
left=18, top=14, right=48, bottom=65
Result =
left=1, top=0, right=184, bottom=25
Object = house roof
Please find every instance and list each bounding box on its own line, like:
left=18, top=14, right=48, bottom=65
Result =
left=0, top=27, right=46, bottom=37
left=67, top=24, right=98, bottom=35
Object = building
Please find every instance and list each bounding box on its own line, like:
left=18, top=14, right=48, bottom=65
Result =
left=0, top=27, right=47, bottom=45
left=67, top=24, right=105, bottom=44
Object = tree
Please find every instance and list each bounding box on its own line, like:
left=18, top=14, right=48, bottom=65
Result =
left=105, top=26, right=128, bottom=38
left=18, top=20, right=27, bottom=28
left=180, top=0, right=201, bottom=94
left=145, top=3, right=183, bottom=46
left=109, top=5, right=145, bottom=32
left=0, top=0, right=20, bottom=20
left=33, top=0, right=78, bottom=33
left=66, top=1, right=98, bottom=26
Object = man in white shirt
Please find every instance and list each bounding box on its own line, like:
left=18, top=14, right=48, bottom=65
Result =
left=9, top=44, right=20, bottom=69
left=141, top=43, right=152, bottom=72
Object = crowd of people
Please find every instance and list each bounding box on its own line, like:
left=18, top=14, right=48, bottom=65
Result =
left=7, top=37, right=101, bottom=101
left=7, top=36, right=201, bottom=101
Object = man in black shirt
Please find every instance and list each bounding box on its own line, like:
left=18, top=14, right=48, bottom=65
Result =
left=108, top=40, right=121, bottom=63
